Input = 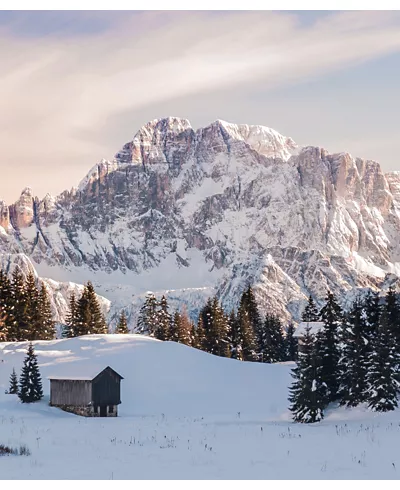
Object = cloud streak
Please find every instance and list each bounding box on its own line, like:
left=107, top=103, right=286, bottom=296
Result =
left=0, top=11, right=400, bottom=202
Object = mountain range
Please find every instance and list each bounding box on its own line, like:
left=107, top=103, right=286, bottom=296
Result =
left=1, top=116, right=400, bottom=329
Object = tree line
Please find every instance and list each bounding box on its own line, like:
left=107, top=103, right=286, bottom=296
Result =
left=0, top=268, right=54, bottom=342
left=135, top=286, right=298, bottom=363
left=289, top=288, right=400, bottom=423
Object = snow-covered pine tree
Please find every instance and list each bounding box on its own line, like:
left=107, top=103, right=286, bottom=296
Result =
left=366, top=293, right=400, bottom=412
left=154, top=295, right=171, bottom=341
left=137, top=293, right=158, bottom=336
left=18, top=343, right=43, bottom=403
left=285, top=322, right=298, bottom=361
left=259, top=314, right=286, bottom=363
left=228, top=310, right=243, bottom=360
left=8, top=368, right=18, bottom=394
left=38, top=283, right=55, bottom=340
left=362, top=289, right=381, bottom=350
left=64, top=291, right=79, bottom=338
left=382, top=286, right=400, bottom=351
left=11, top=267, right=29, bottom=341
left=193, top=316, right=207, bottom=351
left=240, top=285, right=262, bottom=355
left=8, top=369, right=18, bottom=395
left=170, top=311, right=181, bottom=342
left=206, top=297, right=230, bottom=358
left=338, top=297, right=369, bottom=407
left=200, top=297, right=213, bottom=343
left=319, top=290, right=343, bottom=402
left=115, top=311, right=129, bottom=334
left=235, top=303, right=257, bottom=361
left=24, top=271, right=40, bottom=340
left=176, top=307, right=193, bottom=346
left=85, top=282, right=108, bottom=334
left=302, top=295, right=320, bottom=322
left=0, top=269, right=16, bottom=342
left=288, top=326, right=327, bottom=423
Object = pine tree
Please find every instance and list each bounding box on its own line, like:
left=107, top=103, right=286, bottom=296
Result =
left=288, top=326, right=327, bottom=423
left=234, top=304, right=257, bottom=361
left=0, top=270, right=16, bottom=342
left=366, top=303, right=400, bottom=412
left=75, top=282, right=108, bottom=336
left=18, top=343, right=43, bottom=403
left=178, top=306, right=193, bottom=346
left=383, top=286, right=400, bottom=347
left=11, top=267, right=29, bottom=341
left=137, top=293, right=158, bottom=336
left=24, top=271, right=40, bottom=340
left=363, top=289, right=381, bottom=351
left=302, top=295, right=320, bottom=322
left=285, top=322, right=298, bottom=361
left=8, top=368, right=18, bottom=394
left=206, top=297, right=230, bottom=358
left=37, top=283, right=55, bottom=340
left=193, top=316, right=207, bottom=351
left=259, top=314, right=286, bottom=363
left=115, top=311, right=129, bottom=334
left=64, top=291, right=79, bottom=338
left=154, top=295, right=171, bottom=341
left=319, top=290, right=343, bottom=402
left=228, top=310, right=243, bottom=360
left=240, top=286, right=262, bottom=348
left=200, top=297, right=213, bottom=341
left=170, top=311, right=181, bottom=343
left=338, top=297, right=369, bottom=407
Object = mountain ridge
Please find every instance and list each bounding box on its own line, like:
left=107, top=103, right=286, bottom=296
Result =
left=1, top=117, right=400, bottom=328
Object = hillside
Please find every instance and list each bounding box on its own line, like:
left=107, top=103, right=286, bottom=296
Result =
left=1, top=335, right=400, bottom=479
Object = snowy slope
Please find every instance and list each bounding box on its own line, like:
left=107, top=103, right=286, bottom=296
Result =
left=1, top=117, right=400, bottom=325
left=1, top=336, right=400, bottom=479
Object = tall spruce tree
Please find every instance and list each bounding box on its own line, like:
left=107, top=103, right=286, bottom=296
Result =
left=289, top=326, right=327, bottom=423
left=38, top=283, right=55, bottom=340
left=206, top=297, right=230, bottom=358
left=319, top=290, right=343, bottom=402
left=338, top=297, right=369, bottom=407
left=234, top=303, right=257, bottom=361
left=24, top=271, right=40, bottom=340
left=8, top=368, right=18, bottom=394
left=259, top=314, right=286, bottom=363
left=11, top=267, right=29, bottom=341
left=362, top=289, right=381, bottom=352
left=64, top=291, right=79, bottom=338
left=285, top=322, right=298, bottom=361
left=383, top=286, right=400, bottom=348
left=137, top=293, right=158, bottom=336
left=176, top=308, right=193, bottom=345
left=75, top=282, right=107, bottom=336
left=0, top=270, right=16, bottom=342
left=240, top=286, right=262, bottom=352
left=193, top=316, right=207, bottom=351
left=115, top=311, right=129, bottom=334
left=155, top=295, right=171, bottom=341
left=302, top=295, right=320, bottom=322
left=366, top=293, right=400, bottom=412
left=18, top=343, right=43, bottom=403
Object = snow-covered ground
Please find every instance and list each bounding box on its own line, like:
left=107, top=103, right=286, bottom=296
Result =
left=1, top=335, right=400, bottom=479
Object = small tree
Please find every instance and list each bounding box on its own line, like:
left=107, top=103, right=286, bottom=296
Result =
left=115, top=311, right=129, bottom=334
left=8, top=368, right=18, bottom=394
left=288, top=326, right=327, bottom=423
left=18, top=343, right=43, bottom=403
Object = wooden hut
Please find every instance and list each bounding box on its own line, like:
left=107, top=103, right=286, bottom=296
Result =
left=48, top=366, right=123, bottom=417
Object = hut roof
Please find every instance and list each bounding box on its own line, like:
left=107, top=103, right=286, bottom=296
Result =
left=48, top=365, right=123, bottom=381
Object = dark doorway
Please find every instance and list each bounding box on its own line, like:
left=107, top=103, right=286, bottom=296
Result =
left=100, top=405, right=107, bottom=417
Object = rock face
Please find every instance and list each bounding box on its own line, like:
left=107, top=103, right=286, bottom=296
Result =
left=1, top=116, right=400, bottom=326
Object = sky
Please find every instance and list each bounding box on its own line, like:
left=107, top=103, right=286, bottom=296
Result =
left=1, top=10, right=400, bottom=203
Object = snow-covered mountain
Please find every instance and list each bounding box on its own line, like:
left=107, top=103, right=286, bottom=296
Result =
left=1, top=116, right=400, bottom=327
